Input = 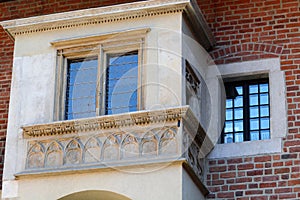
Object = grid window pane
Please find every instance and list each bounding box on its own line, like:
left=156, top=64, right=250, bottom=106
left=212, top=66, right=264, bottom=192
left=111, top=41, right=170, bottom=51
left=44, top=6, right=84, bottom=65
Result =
left=249, top=84, right=258, bottom=94
left=65, top=58, right=98, bottom=120
left=250, top=131, right=259, bottom=141
left=234, top=96, right=243, bottom=107
left=226, top=99, right=233, bottom=108
left=260, top=93, right=269, bottom=105
left=224, top=134, right=233, bottom=143
left=250, top=118, right=259, bottom=130
left=260, top=84, right=268, bottom=92
left=260, top=105, right=269, bottom=117
left=235, top=132, right=244, bottom=142
left=261, top=130, right=270, bottom=140
left=225, top=121, right=233, bottom=133
left=234, top=120, right=243, bottom=131
left=105, top=51, right=138, bottom=115
left=226, top=109, right=233, bottom=120
left=250, top=106, right=259, bottom=118
left=223, top=79, right=270, bottom=143
left=260, top=118, right=270, bottom=129
left=234, top=108, right=243, bottom=119
left=250, top=94, right=258, bottom=106
left=236, top=86, right=243, bottom=95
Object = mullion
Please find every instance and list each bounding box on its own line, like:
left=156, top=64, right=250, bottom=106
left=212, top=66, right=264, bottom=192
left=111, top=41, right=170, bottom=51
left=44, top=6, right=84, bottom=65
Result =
left=243, top=83, right=250, bottom=141
left=258, top=83, right=261, bottom=140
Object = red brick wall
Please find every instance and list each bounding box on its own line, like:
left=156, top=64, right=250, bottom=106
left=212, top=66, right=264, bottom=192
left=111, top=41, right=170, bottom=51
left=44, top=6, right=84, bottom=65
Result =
left=0, top=0, right=138, bottom=189
left=199, top=0, right=300, bottom=199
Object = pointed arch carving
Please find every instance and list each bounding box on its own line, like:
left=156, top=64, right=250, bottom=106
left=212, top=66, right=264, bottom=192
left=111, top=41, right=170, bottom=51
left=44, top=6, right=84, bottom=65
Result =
left=159, top=127, right=178, bottom=155
left=26, top=142, right=45, bottom=169
left=65, top=138, right=83, bottom=165
left=102, top=134, right=120, bottom=161
left=121, top=134, right=139, bottom=159
left=84, top=137, right=101, bottom=163
left=141, top=131, right=158, bottom=156
left=45, top=141, right=63, bottom=167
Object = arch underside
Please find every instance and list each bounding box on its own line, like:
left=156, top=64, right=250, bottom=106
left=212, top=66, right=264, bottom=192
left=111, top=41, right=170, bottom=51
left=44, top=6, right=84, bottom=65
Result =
left=58, top=190, right=131, bottom=200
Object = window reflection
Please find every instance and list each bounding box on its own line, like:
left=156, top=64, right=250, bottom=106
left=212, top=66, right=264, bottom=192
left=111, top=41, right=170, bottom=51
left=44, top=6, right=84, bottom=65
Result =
left=223, top=79, right=270, bottom=143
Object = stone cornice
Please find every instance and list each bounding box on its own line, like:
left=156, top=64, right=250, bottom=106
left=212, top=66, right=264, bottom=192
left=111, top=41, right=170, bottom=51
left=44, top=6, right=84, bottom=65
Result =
left=1, top=0, right=187, bottom=37
left=22, top=106, right=195, bottom=138
left=0, top=0, right=214, bottom=49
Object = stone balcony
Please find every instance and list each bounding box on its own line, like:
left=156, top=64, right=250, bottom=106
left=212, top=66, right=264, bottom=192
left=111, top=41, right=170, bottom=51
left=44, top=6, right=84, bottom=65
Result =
left=19, top=106, right=212, bottom=187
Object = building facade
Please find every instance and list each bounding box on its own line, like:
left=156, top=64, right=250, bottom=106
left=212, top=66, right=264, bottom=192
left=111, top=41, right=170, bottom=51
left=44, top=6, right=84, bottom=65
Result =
left=0, top=0, right=299, bottom=199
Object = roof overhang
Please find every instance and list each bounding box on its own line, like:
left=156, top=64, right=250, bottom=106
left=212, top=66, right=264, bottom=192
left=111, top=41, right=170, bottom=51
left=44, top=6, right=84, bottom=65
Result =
left=0, top=0, right=215, bottom=50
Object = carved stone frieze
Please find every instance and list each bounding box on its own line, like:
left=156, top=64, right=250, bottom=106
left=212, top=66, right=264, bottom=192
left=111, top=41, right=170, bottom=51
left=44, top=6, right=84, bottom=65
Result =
left=23, top=106, right=210, bottom=184
left=25, top=126, right=179, bottom=170
left=22, top=106, right=190, bottom=138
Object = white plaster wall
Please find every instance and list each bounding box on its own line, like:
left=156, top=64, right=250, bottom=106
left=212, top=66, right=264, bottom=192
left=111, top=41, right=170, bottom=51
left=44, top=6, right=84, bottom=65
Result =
left=17, top=164, right=182, bottom=200
left=182, top=169, right=205, bottom=200
left=3, top=13, right=185, bottom=199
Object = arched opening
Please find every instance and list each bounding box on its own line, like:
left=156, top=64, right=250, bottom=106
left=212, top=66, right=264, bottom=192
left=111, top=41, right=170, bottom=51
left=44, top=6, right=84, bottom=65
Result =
left=58, top=190, right=131, bottom=200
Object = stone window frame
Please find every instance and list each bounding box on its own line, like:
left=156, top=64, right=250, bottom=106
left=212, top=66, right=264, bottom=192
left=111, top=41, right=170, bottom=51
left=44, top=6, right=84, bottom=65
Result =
left=208, top=58, right=287, bottom=158
left=52, top=28, right=149, bottom=121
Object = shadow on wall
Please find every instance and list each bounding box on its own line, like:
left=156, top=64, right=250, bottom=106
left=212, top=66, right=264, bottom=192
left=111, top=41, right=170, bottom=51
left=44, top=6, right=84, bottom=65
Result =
left=58, top=190, right=131, bottom=200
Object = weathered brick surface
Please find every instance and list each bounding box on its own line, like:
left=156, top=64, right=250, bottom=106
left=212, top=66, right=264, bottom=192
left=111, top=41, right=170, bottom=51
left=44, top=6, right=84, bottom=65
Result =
left=199, top=0, right=300, bottom=199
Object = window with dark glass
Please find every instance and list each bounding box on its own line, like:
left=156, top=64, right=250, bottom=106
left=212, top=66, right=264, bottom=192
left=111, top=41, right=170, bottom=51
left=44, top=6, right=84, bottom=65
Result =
left=222, top=79, right=270, bottom=143
left=65, top=51, right=139, bottom=120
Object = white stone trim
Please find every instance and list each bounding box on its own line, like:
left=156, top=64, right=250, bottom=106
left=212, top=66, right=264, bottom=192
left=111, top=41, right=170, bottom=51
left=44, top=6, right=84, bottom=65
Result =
left=208, top=58, right=287, bottom=159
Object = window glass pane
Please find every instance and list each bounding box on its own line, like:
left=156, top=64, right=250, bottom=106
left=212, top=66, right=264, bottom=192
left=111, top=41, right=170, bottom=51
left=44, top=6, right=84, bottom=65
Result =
left=225, top=121, right=233, bottom=133
left=226, top=99, right=233, bottom=108
left=260, top=105, right=269, bottom=117
left=234, top=120, right=243, bottom=131
left=261, top=130, right=270, bottom=140
left=250, top=118, right=259, bottom=130
left=249, top=84, right=258, bottom=94
left=260, top=83, right=268, bottom=93
left=260, top=93, right=269, bottom=105
left=234, top=96, right=243, bottom=107
left=106, top=51, right=138, bottom=115
left=235, top=132, right=244, bottom=143
left=226, top=109, right=233, bottom=120
left=224, top=134, right=233, bottom=143
left=65, top=58, right=98, bottom=120
left=260, top=118, right=270, bottom=129
left=250, top=131, right=259, bottom=141
left=250, top=106, right=259, bottom=118
left=234, top=108, right=243, bottom=119
left=236, top=86, right=243, bottom=95
left=250, top=94, right=258, bottom=106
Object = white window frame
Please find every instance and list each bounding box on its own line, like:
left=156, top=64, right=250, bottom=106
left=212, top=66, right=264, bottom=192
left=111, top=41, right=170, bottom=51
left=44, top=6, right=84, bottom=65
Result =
left=52, top=28, right=149, bottom=121
left=208, top=58, right=287, bottom=158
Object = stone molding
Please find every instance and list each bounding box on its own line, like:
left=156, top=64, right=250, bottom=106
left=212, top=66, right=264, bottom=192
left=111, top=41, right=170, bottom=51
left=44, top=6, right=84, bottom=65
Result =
left=0, top=0, right=214, bottom=49
left=22, top=106, right=192, bottom=138
left=0, top=0, right=187, bottom=37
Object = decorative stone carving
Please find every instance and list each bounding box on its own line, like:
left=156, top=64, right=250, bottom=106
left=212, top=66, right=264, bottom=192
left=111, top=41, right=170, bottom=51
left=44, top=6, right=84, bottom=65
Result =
left=23, top=106, right=210, bottom=185
left=65, top=139, right=82, bottom=165
left=121, top=134, right=139, bottom=159
left=102, top=134, right=120, bottom=161
left=26, top=142, right=45, bottom=169
left=141, top=131, right=158, bottom=156
left=159, top=128, right=178, bottom=155
left=45, top=141, right=63, bottom=168
left=22, top=107, right=190, bottom=138
left=84, top=137, right=101, bottom=163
